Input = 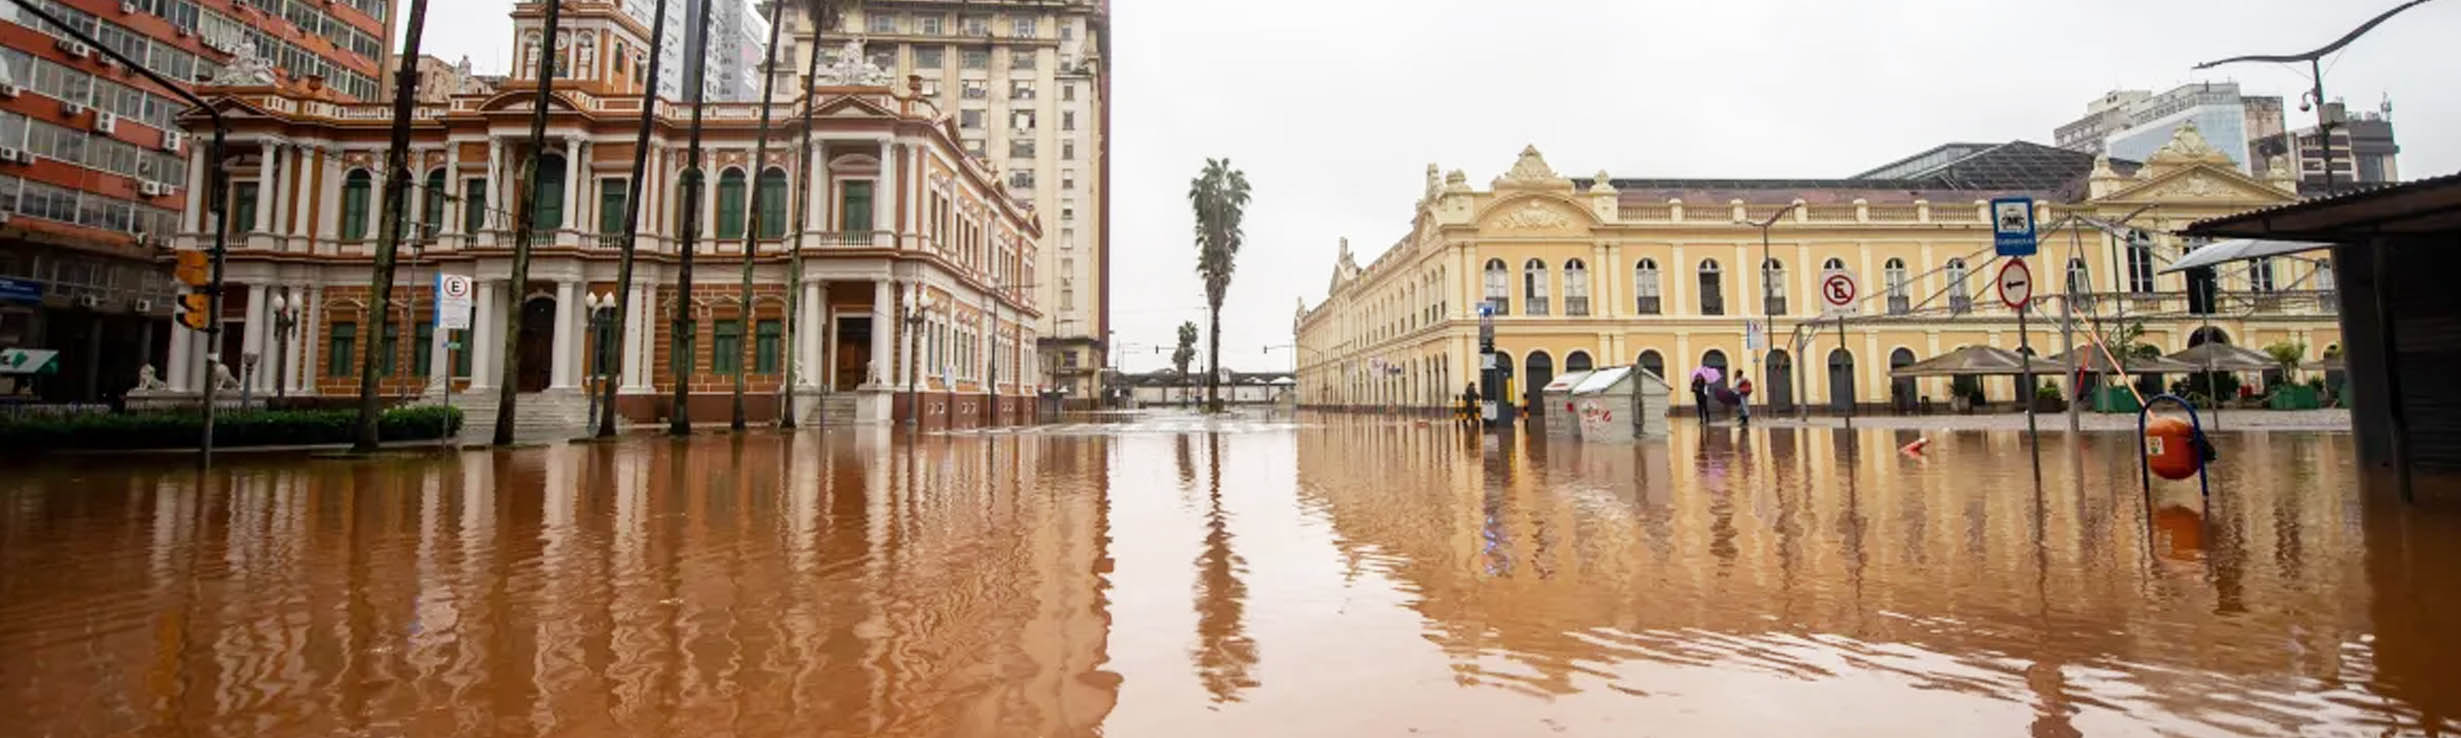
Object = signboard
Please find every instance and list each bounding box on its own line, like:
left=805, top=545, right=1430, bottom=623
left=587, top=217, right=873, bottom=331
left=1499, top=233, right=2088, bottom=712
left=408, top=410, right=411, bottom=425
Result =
left=0, top=348, right=59, bottom=375
left=435, top=274, right=474, bottom=330
left=1992, top=196, right=2038, bottom=256
left=0, top=277, right=41, bottom=304
left=1744, top=320, right=1764, bottom=351
left=1820, top=270, right=1859, bottom=316
left=1997, top=258, right=2034, bottom=310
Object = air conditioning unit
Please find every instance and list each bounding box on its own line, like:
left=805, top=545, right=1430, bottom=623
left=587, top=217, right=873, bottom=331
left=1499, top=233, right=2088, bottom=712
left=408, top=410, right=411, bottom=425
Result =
left=0, top=147, right=20, bottom=164
left=133, top=298, right=154, bottom=313
left=0, top=83, right=17, bottom=97
left=93, top=112, right=117, bottom=134
left=140, top=181, right=164, bottom=196
left=77, top=294, right=99, bottom=308
left=11, top=149, right=31, bottom=164
left=175, top=26, right=190, bottom=37
left=119, top=1, right=135, bottom=12
left=61, top=101, right=85, bottom=116
left=160, top=131, right=184, bottom=153
left=0, top=212, right=13, bottom=224
left=60, top=40, right=92, bottom=59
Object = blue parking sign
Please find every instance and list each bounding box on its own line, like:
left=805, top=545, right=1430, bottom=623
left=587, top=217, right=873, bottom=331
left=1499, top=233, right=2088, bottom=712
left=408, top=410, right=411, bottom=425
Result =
left=1992, top=196, right=2037, bottom=256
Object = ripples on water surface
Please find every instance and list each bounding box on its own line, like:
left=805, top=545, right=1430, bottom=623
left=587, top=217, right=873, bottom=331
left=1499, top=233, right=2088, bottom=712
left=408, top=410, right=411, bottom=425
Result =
left=1, top=411, right=2456, bottom=736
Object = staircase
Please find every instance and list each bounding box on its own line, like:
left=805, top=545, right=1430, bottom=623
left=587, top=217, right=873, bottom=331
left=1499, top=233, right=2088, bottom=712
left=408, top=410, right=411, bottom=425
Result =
left=449, top=390, right=593, bottom=443
left=817, top=393, right=859, bottom=426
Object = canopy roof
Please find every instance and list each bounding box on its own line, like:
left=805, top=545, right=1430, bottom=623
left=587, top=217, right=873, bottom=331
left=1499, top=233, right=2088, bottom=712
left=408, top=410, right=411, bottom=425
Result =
left=1889, top=345, right=2065, bottom=378
left=2164, top=342, right=2281, bottom=372
left=2046, top=347, right=2200, bottom=374
left=2160, top=238, right=2333, bottom=274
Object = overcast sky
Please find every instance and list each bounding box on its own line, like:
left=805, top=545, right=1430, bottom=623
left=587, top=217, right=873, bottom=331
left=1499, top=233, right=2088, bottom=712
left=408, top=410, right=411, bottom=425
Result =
left=414, top=0, right=2459, bottom=375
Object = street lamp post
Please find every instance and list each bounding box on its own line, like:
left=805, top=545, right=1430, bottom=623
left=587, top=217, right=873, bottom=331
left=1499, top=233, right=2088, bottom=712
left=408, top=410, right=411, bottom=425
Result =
left=584, top=292, right=615, bottom=430
left=902, top=288, right=935, bottom=427
left=2193, top=0, right=2438, bottom=198
left=271, top=293, right=298, bottom=399
left=1736, top=202, right=1801, bottom=424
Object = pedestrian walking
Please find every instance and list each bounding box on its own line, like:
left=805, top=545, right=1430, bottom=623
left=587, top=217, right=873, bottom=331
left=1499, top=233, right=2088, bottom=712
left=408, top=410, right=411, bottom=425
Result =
left=1736, top=378, right=1755, bottom=427
left=1690, top=375, right=1710, bottom=425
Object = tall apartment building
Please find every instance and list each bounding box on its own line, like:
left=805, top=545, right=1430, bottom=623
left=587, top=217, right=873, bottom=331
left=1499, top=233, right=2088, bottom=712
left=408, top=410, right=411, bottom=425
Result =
left=619, top=0, right=764, bottom=102
left=802, top=0, right=1109, bottom=404
left=0, top=0, right=392, bottom=403
left=2252, top=101, right=2401, bottom=195
left=2055, top=83, right=2283, bottom=174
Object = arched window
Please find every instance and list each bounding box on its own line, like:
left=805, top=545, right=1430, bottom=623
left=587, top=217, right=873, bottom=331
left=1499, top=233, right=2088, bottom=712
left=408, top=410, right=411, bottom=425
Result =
left=1633, top=258, right=1662, bottom=314
left=1890, top=348, right=1918, bottom=411
left=1482, top=258, right=1509, bottom=315
left=1700, top=349, right=1730, bottom=392
left=1884, top=258, right=1909, bottom=314
left=755, top=167, right=789, bottom=238
left=1562, top=259, right=1590, bottom=316
left=1565, top=351, right=1593, bottom=373
left=1945, top=258, right=1971, bottom=313
left=340, top=169, right=372, bottom=241
left=1822, top=257, right=1846, bottom=271
left=1522, top=258, right=1550, bottom=315
left=2126, top=231, right=2157, bottom=293
left=1637, top=350, right=1665, bottom=382
left=532, top=152, right=566, bottom=230
left=1698, top=259, right=1724, bottom=315
left=419, top=168, right=445, bottom=240
left=1761, top=258, right=1787, bottom=315
left=1523, top=351, right=1553, bottom=410
left=715, top=168, right=747, bottom=239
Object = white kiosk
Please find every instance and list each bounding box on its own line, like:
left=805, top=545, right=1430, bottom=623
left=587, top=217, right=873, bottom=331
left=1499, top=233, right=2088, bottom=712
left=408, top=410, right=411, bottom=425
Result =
left=1540, top=370, right=1594, bottom=439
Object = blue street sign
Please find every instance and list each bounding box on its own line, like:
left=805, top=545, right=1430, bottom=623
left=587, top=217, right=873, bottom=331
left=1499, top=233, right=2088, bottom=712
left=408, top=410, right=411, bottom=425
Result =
left=1992, top=196, right=2038, bottom=256
left=1477, top=303, right=1494, bottom=317
left=0, top=277, right=42, bottom=304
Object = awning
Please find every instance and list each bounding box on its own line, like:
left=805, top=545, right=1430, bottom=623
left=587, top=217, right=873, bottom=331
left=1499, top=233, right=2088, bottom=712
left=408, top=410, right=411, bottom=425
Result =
left=2184, top=171, right=2461, bottom=240
left=2159, top=238, right=2333, bottom=274
left=2046, top=348, right=2199, bottom=374
left=1889, top=345, right=2065, bottom=378
left=2163, top=342, right=2279, bottom=372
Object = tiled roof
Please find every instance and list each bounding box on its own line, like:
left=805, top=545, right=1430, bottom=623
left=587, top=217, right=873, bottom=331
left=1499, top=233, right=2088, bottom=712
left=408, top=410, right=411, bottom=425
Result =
left=1580, top=142, right=2142, bottom=205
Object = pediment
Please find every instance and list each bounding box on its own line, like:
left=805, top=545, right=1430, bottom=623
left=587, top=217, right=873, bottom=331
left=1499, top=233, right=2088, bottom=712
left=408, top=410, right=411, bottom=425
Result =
left=811, top=93, right=896, bottom=119
left=2101, top=164, right=2292, bottom=207
left=1475, top=195, right=1594, bottom=236
left=476, top=89, right=582, bottom=113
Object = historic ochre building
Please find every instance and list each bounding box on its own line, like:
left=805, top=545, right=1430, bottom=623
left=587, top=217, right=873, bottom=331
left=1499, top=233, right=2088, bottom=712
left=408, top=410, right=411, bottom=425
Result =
left=1296, top=127, right=2342, bottom=414
left=159, top=0, right=1043, bottom=428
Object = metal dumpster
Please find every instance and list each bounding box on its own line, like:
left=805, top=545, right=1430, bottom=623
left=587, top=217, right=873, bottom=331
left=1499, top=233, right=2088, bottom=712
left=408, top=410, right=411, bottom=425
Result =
left=1569, top=367, right=1639, bottom=442
left=1541, top=370, right=1594, bottom=439
left=1625, top=365, right=1675, bottom=438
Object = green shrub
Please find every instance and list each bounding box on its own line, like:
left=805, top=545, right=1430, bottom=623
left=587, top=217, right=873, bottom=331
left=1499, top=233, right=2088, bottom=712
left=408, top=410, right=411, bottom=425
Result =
left=0, top=406, right=462, bottom=451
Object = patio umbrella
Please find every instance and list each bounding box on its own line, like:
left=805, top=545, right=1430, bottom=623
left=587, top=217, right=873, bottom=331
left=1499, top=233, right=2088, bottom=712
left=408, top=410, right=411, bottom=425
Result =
left=1690, top=366, right=1722, bottom=385
left=2158, top=238, right=2332, bottom=274
left=1888, top=345, right=2066, bottom=378
left=2162, top=342, right=2279, bottom=372
left=2045, top=348, right=2199, bottom=374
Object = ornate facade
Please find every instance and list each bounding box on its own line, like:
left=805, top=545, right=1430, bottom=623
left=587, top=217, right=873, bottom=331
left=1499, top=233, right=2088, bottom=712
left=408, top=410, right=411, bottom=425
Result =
left=161, top=0, right=1043, bottom=428
left=1296, top=128, right=2341, bottom=415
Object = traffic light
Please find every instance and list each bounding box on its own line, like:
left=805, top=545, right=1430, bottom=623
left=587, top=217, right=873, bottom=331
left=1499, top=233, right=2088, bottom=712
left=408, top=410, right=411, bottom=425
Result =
left=176, top=293, right=210, bottom=331
left=174, top=250, right=209, bottom=287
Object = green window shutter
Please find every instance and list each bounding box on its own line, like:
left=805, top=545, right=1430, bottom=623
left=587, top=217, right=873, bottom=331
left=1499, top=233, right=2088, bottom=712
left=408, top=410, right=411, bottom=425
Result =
left=341, top=170, right=371, bottom=240
left=463, top=180, right=487, bottom=233
left=716, top=170, right=746, bottom=239
left=712, top=319, right=742, bottom=374
left=377, top=321, right=399, bottom=376
left=413, top=322, right=433, bottom=377
left=599, top=179, right=629, bottom=235
left=231, top=182, right=258, bottom=233
left=452, top=328, right=472, bottom=377
left=755, top=319, right=781, bottom=373
left=532, top=157, right=566, bottom=231
left=841, top=181, right=872, bottom=233
left=327, top=322, right=356, bottom=377
left=420, top=170, right=445, bottom=239
left=755, top=169, right=787, bottom=238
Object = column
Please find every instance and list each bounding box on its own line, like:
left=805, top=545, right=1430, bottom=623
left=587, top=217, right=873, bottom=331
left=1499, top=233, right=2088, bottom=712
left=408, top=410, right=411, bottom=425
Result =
left=867, top=279, right=892, bottom=387
left=184, top=144, right=209, bottom=233
left=550, top=280, right=579, bottom=389
left=167, top=320, right=194, bottom=392
left=441, top=141, right=463, bottom=239
left=426, top=297, right=452, bottom=394
left=469, top=280, right=500, bottom=390
left=257, top=144, right=281, bottom=236
left=242, top=286, right=270, bottom=392
left=560, top=139, right=583, bottom=244
left=807, top=139, right=830, bottom=237
left=292, top=287, right=317, bottom=395
left=799, top=279, right=825, bottom=389
left=315, top=149, right=342, bottom=244
left=874, top=139, right=896, bottom=248
left=621, top=284, right=651, bottom=391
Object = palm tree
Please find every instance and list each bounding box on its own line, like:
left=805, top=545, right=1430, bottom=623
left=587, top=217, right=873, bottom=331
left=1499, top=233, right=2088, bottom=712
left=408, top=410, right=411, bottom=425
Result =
left=352, top=0, right=432, bottom=451
left=728, top=4, right=789, bottom=430
left=781, top=0, right=846, bottom=429
left=1186, top=159, right=1251, bottom=412
left=1172, top=320, right=1197, bottom=405
left=599, top=0, right=672, bottom=438
left=669, top=0, right=717, bottom=436
left=493, top=0, right=567, bottom=445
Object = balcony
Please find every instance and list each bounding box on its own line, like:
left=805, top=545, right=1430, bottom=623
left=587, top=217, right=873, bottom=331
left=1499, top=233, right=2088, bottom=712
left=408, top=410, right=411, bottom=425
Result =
left=816, top=231, right=874, bottom=247
left=1634, top=295, right=1661, bottom=315
left=1525, top=297, right=1549, bottom=316
left=1564, top=296, right=1590, bottom=317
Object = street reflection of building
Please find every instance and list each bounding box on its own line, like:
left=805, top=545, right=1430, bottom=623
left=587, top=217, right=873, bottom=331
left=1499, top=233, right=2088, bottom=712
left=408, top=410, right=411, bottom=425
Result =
left=1294, top=127, right=2343, bottom=415
left=161, top=0, right=1045, bottom=428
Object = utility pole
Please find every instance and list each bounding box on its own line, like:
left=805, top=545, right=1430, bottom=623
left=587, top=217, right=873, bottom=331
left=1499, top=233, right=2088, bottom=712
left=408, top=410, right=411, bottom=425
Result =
left=1736, top=202, right=1800, bottom=423
left=2194, top=0, right=2439, bottom=197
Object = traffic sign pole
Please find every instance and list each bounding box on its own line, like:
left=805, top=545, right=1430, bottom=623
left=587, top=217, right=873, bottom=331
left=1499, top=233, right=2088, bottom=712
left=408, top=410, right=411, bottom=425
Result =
left=2001, top=257, right=2041, bottom=461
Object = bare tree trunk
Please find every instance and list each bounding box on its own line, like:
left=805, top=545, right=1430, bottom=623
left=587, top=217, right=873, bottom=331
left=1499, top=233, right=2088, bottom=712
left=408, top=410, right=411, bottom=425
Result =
left=1206, top=301, right=1222, bottom=411
left=733, top=1, right=788, bottom=432
left=353, top=0, right=431, bottom=451
left=670, top=0, right=717, bottom=436
left=492, top=0, right=564, bottom=445
left=781, top=2, right=836, bottom=429
left=599, top=0, right=672, bottom=438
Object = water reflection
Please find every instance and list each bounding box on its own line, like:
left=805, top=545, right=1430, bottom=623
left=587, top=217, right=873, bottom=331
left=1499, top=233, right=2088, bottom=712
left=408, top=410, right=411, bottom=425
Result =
left=0, top=414, right=2455, bottom=736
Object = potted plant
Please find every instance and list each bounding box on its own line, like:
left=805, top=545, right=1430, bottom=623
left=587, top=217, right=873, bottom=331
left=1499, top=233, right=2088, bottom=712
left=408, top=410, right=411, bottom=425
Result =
left=2032, top=383, right=2067, bottom=413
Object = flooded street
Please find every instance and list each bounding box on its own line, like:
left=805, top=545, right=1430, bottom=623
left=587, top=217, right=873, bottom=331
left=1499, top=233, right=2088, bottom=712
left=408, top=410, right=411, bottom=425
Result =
left=3, top=411, right=2457, bottom=736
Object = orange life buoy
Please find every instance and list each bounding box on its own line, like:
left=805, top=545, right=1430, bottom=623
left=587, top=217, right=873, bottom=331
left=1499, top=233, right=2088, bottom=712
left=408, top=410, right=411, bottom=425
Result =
left=2146, top=417, right=2200, bottom=480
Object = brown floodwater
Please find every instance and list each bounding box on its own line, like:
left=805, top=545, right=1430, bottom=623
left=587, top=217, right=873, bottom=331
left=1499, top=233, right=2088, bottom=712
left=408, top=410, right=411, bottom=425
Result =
left=2, top=412, right=2457, bottom=737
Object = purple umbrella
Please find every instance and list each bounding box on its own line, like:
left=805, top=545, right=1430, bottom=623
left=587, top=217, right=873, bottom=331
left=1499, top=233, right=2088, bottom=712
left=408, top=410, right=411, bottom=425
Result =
left=1690, top=366, right=1723, bottom=385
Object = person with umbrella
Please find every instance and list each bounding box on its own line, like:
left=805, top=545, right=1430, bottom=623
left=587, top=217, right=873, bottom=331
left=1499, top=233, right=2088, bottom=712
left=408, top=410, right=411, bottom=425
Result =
left=1689, top=366, right=1721, bottom=425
